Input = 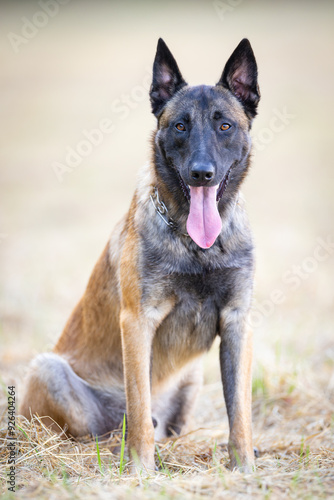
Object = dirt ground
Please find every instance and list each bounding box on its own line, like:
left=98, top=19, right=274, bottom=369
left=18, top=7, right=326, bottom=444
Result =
left=1, top=1, right=334, bottom=498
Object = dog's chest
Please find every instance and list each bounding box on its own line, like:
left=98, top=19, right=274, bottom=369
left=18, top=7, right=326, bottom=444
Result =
left=155, top=291, right=218, bottom=350
left=148, top=270, right=232, bottom=377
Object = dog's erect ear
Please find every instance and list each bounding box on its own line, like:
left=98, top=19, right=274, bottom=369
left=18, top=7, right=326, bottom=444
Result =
left=150, top=38, right=187, bottom=117
left=217, top=38, right=260, bottom=118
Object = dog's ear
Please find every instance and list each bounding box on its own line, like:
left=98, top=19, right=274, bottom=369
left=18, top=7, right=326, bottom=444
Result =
left=150, top=38, right=187, bottom=117
left=217, top=38, right=260, bottom=118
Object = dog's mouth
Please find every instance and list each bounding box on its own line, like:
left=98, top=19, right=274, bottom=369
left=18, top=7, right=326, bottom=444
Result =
left=216, top=165, right=233, bottom=202
left=177, top=165, right=233, bottom=203
left=176, top=166, right=233, bottom=249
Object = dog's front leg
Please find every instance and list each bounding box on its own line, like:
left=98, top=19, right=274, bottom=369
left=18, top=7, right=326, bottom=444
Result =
left=219, top=308, right=254, bottom=472
left=120, top=308, right=155, bottom=472
left=119, top=222, right=156, bottom=472
left=119, top=221, right=176, bottom=472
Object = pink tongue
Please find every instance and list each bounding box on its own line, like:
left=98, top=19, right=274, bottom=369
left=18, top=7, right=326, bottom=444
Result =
left=186, top=186, right=222, bottom=249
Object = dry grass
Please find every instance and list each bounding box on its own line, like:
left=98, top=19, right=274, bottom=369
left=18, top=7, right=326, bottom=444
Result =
left=1, top=362, right=334, bottom=499
left=1, top=0, right=334, bottom=498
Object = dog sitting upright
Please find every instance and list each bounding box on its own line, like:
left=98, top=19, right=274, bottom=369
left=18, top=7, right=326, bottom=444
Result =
left=21, top=38, right=260, bottom=472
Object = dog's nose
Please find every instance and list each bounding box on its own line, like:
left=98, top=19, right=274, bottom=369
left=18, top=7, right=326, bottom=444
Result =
left=190, top=163, right=215, bottom=184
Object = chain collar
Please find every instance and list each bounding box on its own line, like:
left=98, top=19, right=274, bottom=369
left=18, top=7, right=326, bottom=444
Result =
left=150, top=187, right=189, bottom=237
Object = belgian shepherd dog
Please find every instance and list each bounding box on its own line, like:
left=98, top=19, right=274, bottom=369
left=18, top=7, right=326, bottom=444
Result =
left=21, top=38, right=260, bottom=473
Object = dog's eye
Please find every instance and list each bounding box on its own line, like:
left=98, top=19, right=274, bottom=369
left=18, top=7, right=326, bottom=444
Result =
left=220, top=123, right=231, bottom=131
left=175, top=123, right=186, bottom=132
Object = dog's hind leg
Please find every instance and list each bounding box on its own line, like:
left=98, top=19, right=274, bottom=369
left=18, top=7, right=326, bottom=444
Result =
left=166, top=359, right=203, bottom=437
left=152, top=358, right=203, bottom=440
left=20, top=353, right=125, bottom=437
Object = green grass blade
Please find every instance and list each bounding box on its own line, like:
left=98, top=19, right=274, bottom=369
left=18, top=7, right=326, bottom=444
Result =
left=15, top=424, right=30, bottom=441
left=96, top=436, right=104, bottom=476
left=156, top=444, right=171, bottom=477
left=119, top=413, right=126, bottom=475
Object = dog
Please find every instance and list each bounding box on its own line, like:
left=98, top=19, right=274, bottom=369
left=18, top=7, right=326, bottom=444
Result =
left=20, top=38, right=260, bottom=473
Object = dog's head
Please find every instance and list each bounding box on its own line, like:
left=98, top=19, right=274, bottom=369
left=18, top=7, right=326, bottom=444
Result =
left=150, top=38, right=260, bottom=249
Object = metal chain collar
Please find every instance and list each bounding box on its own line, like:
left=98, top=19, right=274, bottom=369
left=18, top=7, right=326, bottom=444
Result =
left=150, top=187, right=189, bottom=236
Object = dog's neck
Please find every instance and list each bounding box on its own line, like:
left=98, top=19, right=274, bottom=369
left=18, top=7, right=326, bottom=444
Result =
left=150, top=186, right=189, bottom=237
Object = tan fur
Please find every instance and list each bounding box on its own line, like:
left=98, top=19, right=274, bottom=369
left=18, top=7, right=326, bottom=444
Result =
left=55, top=240, right=124, bottom=388
left=228, top=329, right=253, bottom=470
left=220, top=307, right=254, bottom=471
left=119, top=198, right=155, bottom=468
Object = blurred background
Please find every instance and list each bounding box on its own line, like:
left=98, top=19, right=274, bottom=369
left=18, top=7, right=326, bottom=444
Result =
left=0, top=0, right=333, bottom=395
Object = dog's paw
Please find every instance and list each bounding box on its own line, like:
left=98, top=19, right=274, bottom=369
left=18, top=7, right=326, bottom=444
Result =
left=128, top=447, right=157, bottom=477
left=129, top=461, right=158, bottom=478
left=228, top=455, right=255, bottom=473
left=232, top=463, right=255, bottom=474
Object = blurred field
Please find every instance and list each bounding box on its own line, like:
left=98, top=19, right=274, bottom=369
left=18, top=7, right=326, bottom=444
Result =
left=1, top=0, right=334, bottom=498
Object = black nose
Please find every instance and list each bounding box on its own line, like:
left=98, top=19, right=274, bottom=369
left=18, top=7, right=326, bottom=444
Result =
left=190, top=163, right=215, bottom=184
